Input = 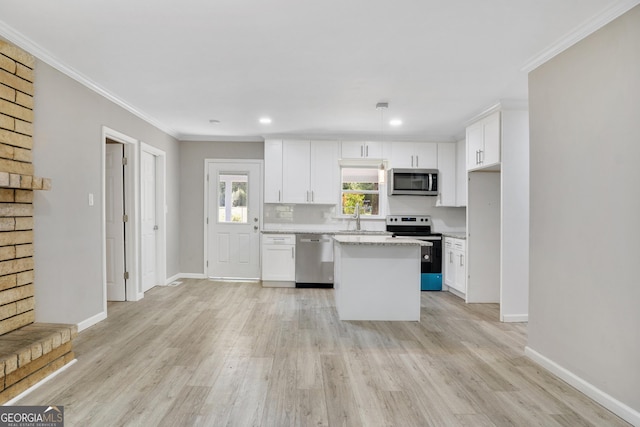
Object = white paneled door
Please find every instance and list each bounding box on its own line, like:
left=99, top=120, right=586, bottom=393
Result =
left=106, top=143, right=126, bottom=301
left=141, top=150, right=157, bottom=292
left=206, top=161, right=262, bottom=279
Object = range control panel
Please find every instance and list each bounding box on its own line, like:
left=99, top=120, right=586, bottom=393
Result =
left=385, top=215, right=432, bottom=226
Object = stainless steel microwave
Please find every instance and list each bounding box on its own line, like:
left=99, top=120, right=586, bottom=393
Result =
left=387, top=168, right=438, bottom=196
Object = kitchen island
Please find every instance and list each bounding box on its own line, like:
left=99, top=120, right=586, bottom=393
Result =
left=333, top=235, right=432, bottom=321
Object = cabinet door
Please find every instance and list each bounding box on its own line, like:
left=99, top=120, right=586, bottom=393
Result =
left=482, top=111, right=501, bottom=166
left=413, top=143, right=438, bottom=168
left=261, top=244, right=295, bottom=281
left=341, top=141, right=366, bottom=158
left=282, top=140, right=311, bottom=203
left=437, top=143, right=456, bottom=206
left=444, top=239, right=456, bottom=288
left=390, top=142, right=414, bottom=167
left=466, top=122, right=483, bottom=170
left=310, top=140, right=338, bottom=204
left=453, top=240, right=466, bottom=293
left=363, top=141, right=382, bottom=158
left=264, top=140, right=283, bottom=203
left=455, top=139, right=467, bottom=206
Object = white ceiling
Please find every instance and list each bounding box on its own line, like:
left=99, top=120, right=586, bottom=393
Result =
left=0, top=0, right=637, bottom=141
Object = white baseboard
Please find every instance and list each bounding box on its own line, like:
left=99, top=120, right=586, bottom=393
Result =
left=501, top=313, right=528, bottom=322
left=165, top=273, right=181, bottom=285
left=178, top=273, right=207, bottom=280
left=525, top=346, right=640, bottom=426
left=77, top=311, right=107, bottom=332
left=3, top=359, right=77, bottom=406
left=448, top=288, right=465, bottom=300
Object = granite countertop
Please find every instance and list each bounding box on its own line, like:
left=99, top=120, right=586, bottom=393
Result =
left=442, top=232, right=467, bottom=239
left=262, top=230, right=391, bottom=236
left=333, top=235, right=432, bottom=246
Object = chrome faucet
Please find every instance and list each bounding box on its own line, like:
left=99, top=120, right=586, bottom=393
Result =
left=353, top=202, right=361, bottom=231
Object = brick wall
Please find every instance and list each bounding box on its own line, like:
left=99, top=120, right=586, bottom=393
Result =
left=0, top=40, right=50, bottom=335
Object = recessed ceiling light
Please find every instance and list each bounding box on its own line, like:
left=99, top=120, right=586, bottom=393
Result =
left=259, top=117, right=272, bottom=124
left=389, top=119, right=402, bottom=127
left=209, top=119, right=220, bottom=124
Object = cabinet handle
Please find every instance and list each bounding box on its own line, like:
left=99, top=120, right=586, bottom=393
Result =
left=416, top=155, right=419, bottom=168
left=411, top=155, right=414, bottom=167
left=311, top=191, right=314, bottom=202
left=306, top=191, right=309, bottom=202
left=480, top=150, right=484, bottom=163
left=449, top=251, right=453, bottom=263
left=460, top=254, right=464, bottom=267
left=278, top=190, right=281, bottom=202
left=360, top=145, right=364, bottom=157
left=291, top=247, right=295, bottom=258
left=365, top=145, right=369, bottom=157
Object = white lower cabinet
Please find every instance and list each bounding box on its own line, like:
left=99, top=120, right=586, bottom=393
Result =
left=444, top=237, right=466, bottom=296
left=261, top=234, right=295, bottom=287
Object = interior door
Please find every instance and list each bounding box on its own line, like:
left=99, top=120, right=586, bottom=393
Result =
left=206, top=161, right=261, bottom=279
left=106, top=143, right=126, bottom=301
left=141, top=150, right=157, bottom=292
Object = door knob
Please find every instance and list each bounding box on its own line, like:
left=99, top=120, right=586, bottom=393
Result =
left=153, top=225, right=159, bottom=230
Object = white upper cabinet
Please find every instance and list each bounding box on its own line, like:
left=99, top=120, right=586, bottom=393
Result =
left=390, top=142, right=437, bottom=169
left=341, top=141, right=382, bottom=159
left=436, top=143, right=456, bottom=206
left=282, top=140, right=311, bottom=203
left=264, top=139, right=284, bottom=203
left=266, top=139, right=338, bottom=204
left=309, top=140, right=338, bottom=204
left=467, top=110, right=501, bottom=171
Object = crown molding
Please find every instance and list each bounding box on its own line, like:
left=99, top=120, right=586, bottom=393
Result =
left=463, top=99, right=528, bottom=127
left=0, top=20, right=180, bottom=139
left=521, top=0, right=640, bottom=73
left=179, top=134, right=265, bottom=142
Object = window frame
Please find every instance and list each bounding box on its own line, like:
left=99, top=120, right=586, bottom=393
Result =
left=337, top=161, right=386, bottom=219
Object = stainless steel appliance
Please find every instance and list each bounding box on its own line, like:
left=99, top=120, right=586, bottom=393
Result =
left=387, top=168, right=438, bottom=196
left=295, top=234, right=334, bottom=288
left=386, top=215, right=442, bottom=290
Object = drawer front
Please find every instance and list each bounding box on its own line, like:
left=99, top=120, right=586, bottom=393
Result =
left=263, top=234, right=295, bottom=245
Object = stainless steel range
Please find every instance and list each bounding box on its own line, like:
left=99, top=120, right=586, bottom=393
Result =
left=386, top=215, right=443, bottom=291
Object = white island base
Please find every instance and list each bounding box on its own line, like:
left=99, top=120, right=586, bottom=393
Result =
left=333, top=236, right=425, bottom=321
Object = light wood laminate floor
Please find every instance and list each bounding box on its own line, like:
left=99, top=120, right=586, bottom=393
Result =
left=17, top=279, right=629, bottom=426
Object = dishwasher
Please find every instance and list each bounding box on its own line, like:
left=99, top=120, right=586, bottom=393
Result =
left=295, top=234, right=334, bottom=288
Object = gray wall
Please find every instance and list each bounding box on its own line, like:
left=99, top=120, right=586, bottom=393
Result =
left=528, top=4, right=640, bottom=415
left=33, top=60, right=181, bottom=325
left=179, top=141, right=264, bottom=274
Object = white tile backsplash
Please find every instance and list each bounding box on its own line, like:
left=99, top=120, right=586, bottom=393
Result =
left=263, top=197, right=466, bottom=233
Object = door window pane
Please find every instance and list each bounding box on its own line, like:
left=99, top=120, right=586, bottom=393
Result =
left=218, top=173, right=248, bottom=223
